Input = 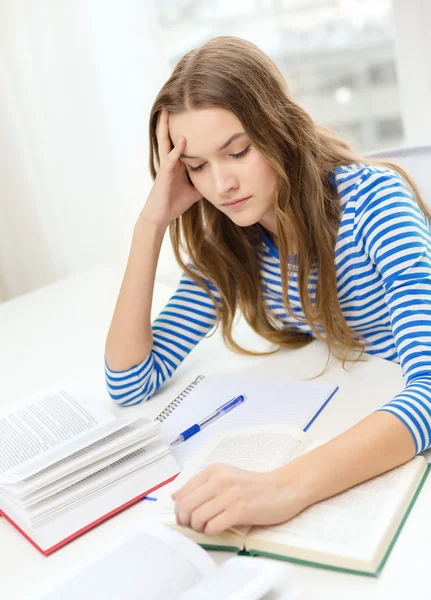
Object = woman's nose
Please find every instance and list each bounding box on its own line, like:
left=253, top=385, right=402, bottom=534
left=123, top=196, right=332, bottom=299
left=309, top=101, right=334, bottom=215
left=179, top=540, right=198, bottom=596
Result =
left=213, top=167, right=238, bottom=196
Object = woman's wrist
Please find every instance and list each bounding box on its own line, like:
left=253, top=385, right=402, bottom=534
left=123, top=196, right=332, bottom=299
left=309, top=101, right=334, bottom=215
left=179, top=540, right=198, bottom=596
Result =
left=271, top=454, right=322, bottom=512
left=270, top=411, right=418, bottom=518
left=134, top=214, right=168, bottom=240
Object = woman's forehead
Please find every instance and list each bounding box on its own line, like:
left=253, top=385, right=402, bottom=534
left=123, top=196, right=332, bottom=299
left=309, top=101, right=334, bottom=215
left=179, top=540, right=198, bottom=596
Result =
left=169, top=108, right=245, bottom=157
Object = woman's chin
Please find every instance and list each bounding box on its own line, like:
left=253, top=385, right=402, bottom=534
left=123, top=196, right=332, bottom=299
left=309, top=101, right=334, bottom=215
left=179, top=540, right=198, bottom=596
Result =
left=227, top=209, right=264, bottom=228
left=230, top=216, right=260, bottom=228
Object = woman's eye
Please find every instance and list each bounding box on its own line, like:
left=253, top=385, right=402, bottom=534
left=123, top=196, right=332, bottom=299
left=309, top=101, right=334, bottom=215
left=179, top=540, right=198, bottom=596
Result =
left=188, top=145, right=251, bottom=172
left=231, top=145, right=251, bottom=159
left=189, top=163, right=206, bottom=172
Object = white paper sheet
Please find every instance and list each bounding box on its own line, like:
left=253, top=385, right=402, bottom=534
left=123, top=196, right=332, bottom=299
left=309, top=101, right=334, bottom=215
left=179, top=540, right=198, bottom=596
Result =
left=160, top=373, right=336, bottom=468
left=30, top=522, right=215, bottom=600
left=0, top=380, right=137, bottom=483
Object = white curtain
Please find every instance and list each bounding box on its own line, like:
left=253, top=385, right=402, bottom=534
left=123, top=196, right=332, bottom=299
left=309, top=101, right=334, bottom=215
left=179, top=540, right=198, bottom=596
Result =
left=0, top=0, right=176, bottom=301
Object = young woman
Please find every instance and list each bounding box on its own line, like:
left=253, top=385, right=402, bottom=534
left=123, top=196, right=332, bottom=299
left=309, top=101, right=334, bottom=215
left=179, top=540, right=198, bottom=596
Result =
left=105, top=36, right=431, bottom=537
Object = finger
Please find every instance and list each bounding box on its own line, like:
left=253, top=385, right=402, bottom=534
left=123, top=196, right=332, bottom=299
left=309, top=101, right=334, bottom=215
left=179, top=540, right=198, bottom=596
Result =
left=188, top=494, right=230, bottom=533
left=203, top=505, right=242, bottom=537
left=164, top=136, right=186, bottom=172
left=172, top=466, right=213, bottom=501
left=156, top=108, right=172, bottom=164
left=175, top=480, right=218, bottom=528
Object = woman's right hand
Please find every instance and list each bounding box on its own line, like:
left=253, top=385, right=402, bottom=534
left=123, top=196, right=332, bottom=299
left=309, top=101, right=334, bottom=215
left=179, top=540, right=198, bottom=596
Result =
left=139, top=108, right=202, bottom=229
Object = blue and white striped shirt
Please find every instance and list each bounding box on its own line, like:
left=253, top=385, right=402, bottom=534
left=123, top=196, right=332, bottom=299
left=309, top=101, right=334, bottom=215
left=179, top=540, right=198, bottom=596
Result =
left=105, top=163, right=431, bottom=454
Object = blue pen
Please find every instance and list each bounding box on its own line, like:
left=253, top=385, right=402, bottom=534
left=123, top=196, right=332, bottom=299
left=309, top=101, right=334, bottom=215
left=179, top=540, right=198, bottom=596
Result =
left=169, top=394, right=246, bottom=447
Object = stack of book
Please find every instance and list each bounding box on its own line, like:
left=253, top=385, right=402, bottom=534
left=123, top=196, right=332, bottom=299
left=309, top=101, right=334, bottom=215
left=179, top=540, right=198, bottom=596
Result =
left=0, top=380, right=180, bottom=555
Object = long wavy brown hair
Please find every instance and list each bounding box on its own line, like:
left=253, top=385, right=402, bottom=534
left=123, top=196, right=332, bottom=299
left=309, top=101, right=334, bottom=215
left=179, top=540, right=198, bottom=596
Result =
left=148, top=36, right=427, bottom=365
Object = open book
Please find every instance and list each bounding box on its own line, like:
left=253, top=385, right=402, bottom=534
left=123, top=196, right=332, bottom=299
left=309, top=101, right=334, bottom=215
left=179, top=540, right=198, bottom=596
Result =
left=159, top=424, right=429, bottom=576
left=29, top=522, right=293, bottom=600
left=0, top=380, right=180, bottom=555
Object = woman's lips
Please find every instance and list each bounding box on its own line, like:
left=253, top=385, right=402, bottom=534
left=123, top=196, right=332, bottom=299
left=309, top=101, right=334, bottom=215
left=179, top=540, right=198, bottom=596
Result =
left=222, top=196, right=251, bottom=210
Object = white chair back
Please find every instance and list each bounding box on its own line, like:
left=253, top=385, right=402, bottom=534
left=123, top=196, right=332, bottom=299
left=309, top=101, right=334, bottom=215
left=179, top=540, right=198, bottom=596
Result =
left=366, top=145, right=431, bottom=211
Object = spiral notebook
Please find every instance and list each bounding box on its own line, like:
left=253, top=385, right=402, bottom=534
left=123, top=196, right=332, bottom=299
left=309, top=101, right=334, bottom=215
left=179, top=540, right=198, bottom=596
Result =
left=156, top=373, right=338, bottom=468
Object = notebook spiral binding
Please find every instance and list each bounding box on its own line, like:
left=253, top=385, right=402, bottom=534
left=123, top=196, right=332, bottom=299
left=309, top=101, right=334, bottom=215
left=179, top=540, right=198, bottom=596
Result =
left=156, top=375, right=206, bottom=422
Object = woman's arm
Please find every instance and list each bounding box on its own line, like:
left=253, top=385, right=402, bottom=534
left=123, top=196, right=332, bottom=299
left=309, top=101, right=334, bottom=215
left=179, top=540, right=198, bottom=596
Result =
left=279, top=410, right=416, bottom=508
left=105, top=242, right=221, bottom=406
left=172, top=410, right=415, bottom=536
left=105, top=107, right=209, bottom=405
left=352, top=168, right=431, bottom=453
left=105, top=218, right=167, bottom=372
left=105, top=113, right=201, bottom=373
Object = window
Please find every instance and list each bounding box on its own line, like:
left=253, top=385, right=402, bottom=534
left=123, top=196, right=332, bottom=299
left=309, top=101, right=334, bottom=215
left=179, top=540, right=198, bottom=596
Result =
left=155, top=0, right=403, bottom=152
left=376, top=117, right=403, bottom=142
left=368, top=62, right=397, bottom=86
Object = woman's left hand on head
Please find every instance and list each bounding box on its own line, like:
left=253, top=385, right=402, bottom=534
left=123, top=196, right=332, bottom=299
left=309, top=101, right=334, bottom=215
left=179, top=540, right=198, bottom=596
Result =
left=171, top=463, right=307, bottom=536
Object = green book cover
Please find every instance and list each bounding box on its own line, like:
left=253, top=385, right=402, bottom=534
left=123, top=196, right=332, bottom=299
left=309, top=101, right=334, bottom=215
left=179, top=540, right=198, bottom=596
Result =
left=199, top=463, right=430, bottom=577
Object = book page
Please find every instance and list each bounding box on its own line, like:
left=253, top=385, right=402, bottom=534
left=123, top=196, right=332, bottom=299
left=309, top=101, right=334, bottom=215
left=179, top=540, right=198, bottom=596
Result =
left=27, top=442, right=171, bottom=527
left=177, top=424, right=309, bottom=483
left=8, top=419, right=159, bottom=498
left=30, top=522, right=216, bottom=600
left=17, top=433, right=160, bottom=505
left=0, top=380, right=136, bottom=484
left=247, top=457, right=427, bottom=563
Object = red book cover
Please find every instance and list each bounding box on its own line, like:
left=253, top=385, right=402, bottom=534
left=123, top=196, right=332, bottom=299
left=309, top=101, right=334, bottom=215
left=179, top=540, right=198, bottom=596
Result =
left=0, top=472, right=179, bottom=556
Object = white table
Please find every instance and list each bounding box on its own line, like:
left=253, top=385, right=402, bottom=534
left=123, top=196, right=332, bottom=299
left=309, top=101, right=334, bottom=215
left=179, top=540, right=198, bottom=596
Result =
left=0, top=264, right=428, bottom=600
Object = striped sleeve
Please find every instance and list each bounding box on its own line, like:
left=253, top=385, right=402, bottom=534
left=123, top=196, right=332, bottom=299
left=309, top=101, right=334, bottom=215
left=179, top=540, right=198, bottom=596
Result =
left=353, top=167, right=431, bottom=453
left=105, top=265, right=221, bottom=406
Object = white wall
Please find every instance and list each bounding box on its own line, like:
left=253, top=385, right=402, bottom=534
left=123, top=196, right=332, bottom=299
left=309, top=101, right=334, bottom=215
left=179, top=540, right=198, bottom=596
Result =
left=392, top=0, right=431, bottom=145
left=0, top=0, right=181, bottom=302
